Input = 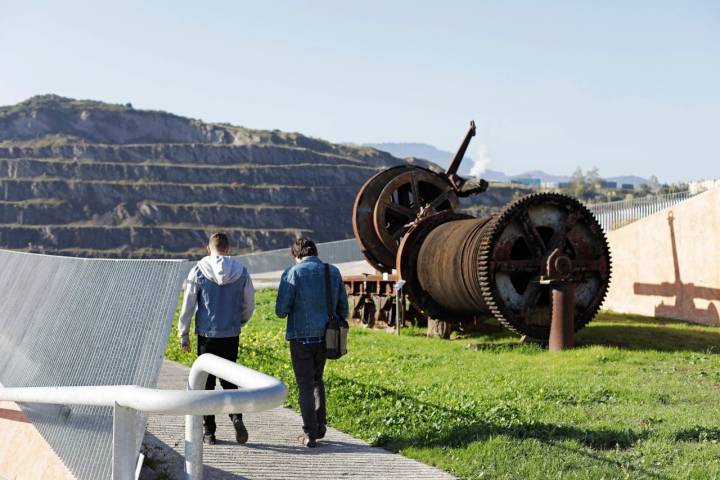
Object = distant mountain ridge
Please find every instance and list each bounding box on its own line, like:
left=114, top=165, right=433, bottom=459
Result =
left=364, top=142, right=650, bottom=187
left=605, top=175, right=651, bottom=187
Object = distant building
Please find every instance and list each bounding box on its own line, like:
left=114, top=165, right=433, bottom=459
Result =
left=541, top=181, right=559, bottom=189
left=511, top=178, right=541, bottom=186
left=600, top=181, right=617, bottom=189
left=621, top=183, right=634, bottom=190
left=558, top=182, right=572, bottom=189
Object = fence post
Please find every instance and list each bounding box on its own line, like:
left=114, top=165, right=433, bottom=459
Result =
left=185, top=413, right=204, bottom=480
left=112, top=403, right=143, bottom=480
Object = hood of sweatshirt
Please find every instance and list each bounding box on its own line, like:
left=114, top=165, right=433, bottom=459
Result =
left=197, top=256, right=246, bottom=286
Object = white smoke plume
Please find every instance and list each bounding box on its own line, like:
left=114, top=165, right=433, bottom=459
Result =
left=470, top=142, right=490, bottom=177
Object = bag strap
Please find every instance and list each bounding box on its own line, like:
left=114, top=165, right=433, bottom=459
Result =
left=324, top=263, right=333, bottom=320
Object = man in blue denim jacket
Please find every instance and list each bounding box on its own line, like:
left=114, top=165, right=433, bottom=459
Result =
left=275, top=237, right=348, bottom=447
left=178, top=232, right=255, bottom=445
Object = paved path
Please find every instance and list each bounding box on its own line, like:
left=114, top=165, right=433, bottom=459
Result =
left=140, top=360, right=454, bottom=480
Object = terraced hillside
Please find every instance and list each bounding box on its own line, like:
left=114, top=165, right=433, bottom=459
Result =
left=0, top=95, right=524, bottom=258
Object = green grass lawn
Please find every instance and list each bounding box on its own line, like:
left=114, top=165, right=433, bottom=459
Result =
left=165, top=290, right=720, bottom=479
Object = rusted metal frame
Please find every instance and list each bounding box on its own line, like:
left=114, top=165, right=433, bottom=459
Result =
left=446, top=120, right=477, bottom=190
left=384, top=201, right=416, bottom=219
left=516, top=209, right=547, bottom=258
left=491, top=259, right=543, bottom=273
left=547, top=211, right=579, bottom=252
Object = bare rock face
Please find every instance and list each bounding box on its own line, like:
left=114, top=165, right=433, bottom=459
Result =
left=0, top=95, right=520, bottom=258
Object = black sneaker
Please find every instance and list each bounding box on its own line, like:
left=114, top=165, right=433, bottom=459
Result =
left=299, top=433, right=317, bottom=448
left=233, top=417, right=249, bottom=444
left=203, top=433, right=216, bottom=445
left=318, top=425, right=327, bottom=439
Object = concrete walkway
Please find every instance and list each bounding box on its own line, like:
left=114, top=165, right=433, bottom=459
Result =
left=140, top=360, right=455, bottom=480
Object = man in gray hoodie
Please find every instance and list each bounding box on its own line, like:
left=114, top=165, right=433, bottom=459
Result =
left=178, top=232, right=255, bottom=445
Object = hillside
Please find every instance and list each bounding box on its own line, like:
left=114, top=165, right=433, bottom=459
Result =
left=0, top=95, right=525, bottom=258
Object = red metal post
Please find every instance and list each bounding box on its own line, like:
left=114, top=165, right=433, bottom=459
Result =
left=549, top=283, right=576, bottom=351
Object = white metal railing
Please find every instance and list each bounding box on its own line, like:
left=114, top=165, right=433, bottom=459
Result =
left=0, top=354, right=288, bottom=480
left=587, top=191, right=691, bottom=232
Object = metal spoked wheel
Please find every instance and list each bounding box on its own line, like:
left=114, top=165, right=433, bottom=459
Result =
left=353, top=165, right=457, bottom=272
left=373, top=168, right=458, bottom=254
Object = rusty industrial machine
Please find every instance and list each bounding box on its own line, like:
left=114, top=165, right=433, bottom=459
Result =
left=348, top=121, right=612, bottom=347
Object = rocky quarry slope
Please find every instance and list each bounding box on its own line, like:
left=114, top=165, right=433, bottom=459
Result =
left=0, top=95, right=527, bottom=258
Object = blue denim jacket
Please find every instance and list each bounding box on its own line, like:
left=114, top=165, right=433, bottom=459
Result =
left=177, top=257, right=255, bottom=341
left=195, top=271, right=248, bottom=337
left=275, top=256, right=349, bottom=340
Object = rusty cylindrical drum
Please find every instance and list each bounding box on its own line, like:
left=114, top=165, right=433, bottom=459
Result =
left=397, top=193, right=611, bottom=340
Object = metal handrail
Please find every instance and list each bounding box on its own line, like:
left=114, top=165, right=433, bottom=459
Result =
left=0, top=353, right=288, bottom=480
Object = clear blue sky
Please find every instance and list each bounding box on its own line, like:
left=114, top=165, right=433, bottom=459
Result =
left=1, top=1, right=718, bottom=182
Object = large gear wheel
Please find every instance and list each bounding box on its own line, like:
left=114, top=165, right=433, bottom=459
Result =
left=478, top=192, right=612, bottom=339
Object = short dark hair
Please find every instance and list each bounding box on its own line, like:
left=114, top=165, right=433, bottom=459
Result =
left=291, top=237, right=317, bottom=259
left=209, top=232, right=230, bottom=253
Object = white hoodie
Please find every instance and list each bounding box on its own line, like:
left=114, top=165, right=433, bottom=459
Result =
left=177, top=256, right=255, bottom=340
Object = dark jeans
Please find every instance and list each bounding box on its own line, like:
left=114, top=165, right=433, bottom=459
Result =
left=197, top=335, right=241, bottom=434
left=290, top=340, right=327, bottom=439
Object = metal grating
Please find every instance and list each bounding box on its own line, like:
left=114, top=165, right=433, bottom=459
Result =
left=0, top=250, right=189, bottom=480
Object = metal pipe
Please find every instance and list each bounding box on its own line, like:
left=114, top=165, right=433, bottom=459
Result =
left=0, top=384, right=285, bottom=415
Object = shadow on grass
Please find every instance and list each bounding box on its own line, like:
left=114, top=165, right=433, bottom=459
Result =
left=379, top=418, right=647, bottom=451
left=465, top=341, right=543, bottom=353
left=325, top=375, right=648, bottom=452
left=675, top=426, right=720, bottom=442
left=458, top=313, right=720, bottom=354
left=576, top=314, right=720, bottom=353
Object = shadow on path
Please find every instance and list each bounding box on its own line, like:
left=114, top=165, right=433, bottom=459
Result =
left=140, top=432, right=249, bottom=480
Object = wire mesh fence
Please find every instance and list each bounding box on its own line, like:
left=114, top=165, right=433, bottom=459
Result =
left=0, top=250, right=189, bottom=480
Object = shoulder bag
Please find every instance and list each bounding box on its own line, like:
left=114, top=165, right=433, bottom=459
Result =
left=324, top=263, right=349, bottom=360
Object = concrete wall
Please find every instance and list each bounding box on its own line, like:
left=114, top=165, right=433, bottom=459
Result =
left=603, top=187, right=720, bottom=325
left=0, top=401, right=75, bottom=480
